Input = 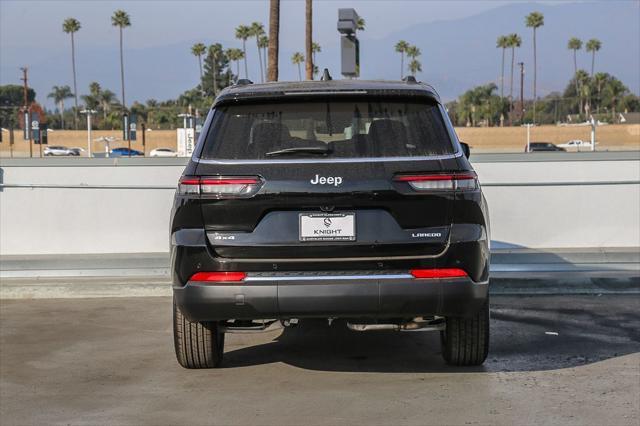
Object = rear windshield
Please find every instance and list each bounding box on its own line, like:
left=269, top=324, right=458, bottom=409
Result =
left=200, top=98, right=455, bottom=160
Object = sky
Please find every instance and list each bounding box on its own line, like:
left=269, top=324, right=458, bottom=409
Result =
left=3, top=0, right=637, bottom=108
left=1, top=1, right=567, bottom=50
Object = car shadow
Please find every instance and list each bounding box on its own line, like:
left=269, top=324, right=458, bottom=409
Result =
left=223, top=295, right=640, bottom=373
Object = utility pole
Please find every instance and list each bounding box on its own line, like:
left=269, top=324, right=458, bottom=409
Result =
left=518, top=62, right=525, bottom=123
left=20, top=67, right=32, bottom=158
left=81, top=109, right=97, bottom=157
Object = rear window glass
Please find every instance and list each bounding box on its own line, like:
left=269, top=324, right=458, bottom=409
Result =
left=200, top=98, right=455, bottom=160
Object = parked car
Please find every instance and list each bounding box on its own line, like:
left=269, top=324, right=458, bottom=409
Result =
left=150, top=148, right=178, bottom=157
left=69, top=147, right=86, bottom=156
left=109, top=147, right=144, bottom=157
left=525, top=142, right=566, bottom=152
left=558, top=139, right=596, bottom=151
left=170, top=77, right=491, bottom=369
left=43, top=146, right=78, bottom=156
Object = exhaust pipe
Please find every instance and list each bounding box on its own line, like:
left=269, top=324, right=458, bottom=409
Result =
left=347, top=317, right=445, bottom=332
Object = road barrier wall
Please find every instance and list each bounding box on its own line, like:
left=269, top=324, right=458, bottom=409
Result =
left=1, top=152, right=639, bottom=255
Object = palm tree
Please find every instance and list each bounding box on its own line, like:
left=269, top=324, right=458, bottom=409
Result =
left=47, top=85, right=74, bottom=129
left=357, top=17, right=365, bottom=31
left=62, top=17, right=81, bottom=129
left=208, top=44, right=223, bottom=95
left=593, top=72, right=609, bottom=113
left=406, top=45, right=421, bottom=76
left=291, top=52, right=305, bottom=81
left=268, top=0, right=280, bottom=82
left=226, top=48, right=244, bottom=81
left=111, top=9, right=131, bottom=110
left=312, top=42, right=321, bottom=78
left=496, top=36, right=509, bottom=99
left=526, top=11, right=544, bottom=123
left=305, top=0, right=313, bottom=80
left=408, top=59, right=422, bottom=77
left=259, top=35, right=269, bottom=80
left=191, top=43, right=207, bottom=84
left=507, top=33, right=522, bottom=109
left=395, top=40, right=409, bottom=79
left=250, top=22, right=266, bottom=83
left=586, top=38, right=602, bottom=76
left=235, top=25, right=251, bottom=79
left=568, top=37, right=582, bottom=114
left=99, top=89, right=117, bottom=122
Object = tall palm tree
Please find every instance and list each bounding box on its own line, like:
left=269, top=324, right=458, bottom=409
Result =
left=47, top=85, right=74, bottom=129
left=268, top=0, right=280, bottom=82
left=259, top=35, right=269, bottom=80
left=395, top=40, right=409, bottom=79
left=507, top=33, right=522, bottom=108
left=235, top=25, right=251, bottom=79
left=191, top=43, right=207, bottom=84
left=526, top=11, right=544, bottom=124
left=305, top=0, right=313, bottom=80
left=586, top=38, right=602, bottom=76
left=226, top=48, right=244, bottom=81
left=291, top=52, right=305, bottom=81
left=111, top=9, right=131, bottom=111
left=62, top=17, right=81, bottom=129
left=250, top=22, right=266, bottom=83
left=496, top=35, right=509, bottom=99
left=99, top=89, right=117, bottom=122
left=408, top=59, right=422, bottom=77
left=568, top=37, right=582, bottom=114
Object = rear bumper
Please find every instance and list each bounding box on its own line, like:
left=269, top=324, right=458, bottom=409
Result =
left=173, top=274, right=489, bottom=322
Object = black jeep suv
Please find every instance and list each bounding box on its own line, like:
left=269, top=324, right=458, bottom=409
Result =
left=171, top=79, right=490, bottom=368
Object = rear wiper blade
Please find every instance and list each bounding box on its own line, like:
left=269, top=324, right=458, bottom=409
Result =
left=265, top=146, right=333, bottom=157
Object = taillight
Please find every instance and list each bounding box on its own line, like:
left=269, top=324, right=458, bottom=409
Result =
left=190, top=272, right=247, bottom=282
left=410, top=268, right=468, bottom=279
left=394, top=172, right=478, bottom=191
left=178, top=176, right=263, bottom=198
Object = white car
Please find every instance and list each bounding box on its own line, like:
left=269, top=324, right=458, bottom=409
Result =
left=150, top=148, right=178, bottom=157
left=558, top=140, right=597, bottom=151
left=44, top=146, right=78, bottom=156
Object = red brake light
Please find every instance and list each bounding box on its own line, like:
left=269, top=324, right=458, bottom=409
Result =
left=178, top=176, right=263, bottom=198
left=394, top=172, right=478, bottom=191
left=410, top=268, right=468, bottom=279
left=190, top=272, right=247, bottom=282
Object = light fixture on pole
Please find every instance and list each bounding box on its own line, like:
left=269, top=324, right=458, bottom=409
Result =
left=80, top=109, right=97, bottom=157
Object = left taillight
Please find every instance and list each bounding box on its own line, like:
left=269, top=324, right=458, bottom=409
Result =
left=178, top=176, right=263, bottom=198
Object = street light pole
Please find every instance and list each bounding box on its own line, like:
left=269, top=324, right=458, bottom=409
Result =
left=80, top=109, right=97, bottom=157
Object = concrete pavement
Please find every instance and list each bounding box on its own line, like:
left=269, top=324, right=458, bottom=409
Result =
left=1, top=294, right=638, bottom=425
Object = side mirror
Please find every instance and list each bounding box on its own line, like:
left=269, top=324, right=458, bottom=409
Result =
left=460, top=142, right=470, bottom=159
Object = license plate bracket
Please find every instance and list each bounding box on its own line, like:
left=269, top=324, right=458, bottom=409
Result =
left=299, top=213, right=356, bottom=242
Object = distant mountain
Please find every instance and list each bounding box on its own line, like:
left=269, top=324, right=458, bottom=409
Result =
left=1, top=1, right=637, bottom=108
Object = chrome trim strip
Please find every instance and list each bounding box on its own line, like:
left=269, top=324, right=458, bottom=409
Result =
left=195, top=151, right=463, bottom=165
left=245, top=274, right=413, bottom=282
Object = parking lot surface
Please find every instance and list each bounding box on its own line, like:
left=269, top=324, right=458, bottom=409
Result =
left=1, top=294, right=639, bottom=425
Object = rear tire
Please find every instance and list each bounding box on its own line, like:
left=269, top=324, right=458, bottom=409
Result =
left=173, top=296, right=225, bottom=369
left=440, top=299, right=489, bottom=366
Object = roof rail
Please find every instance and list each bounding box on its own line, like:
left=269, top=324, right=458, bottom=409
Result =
left=403, top=76, right=418, bottom=84
left=236, top=78, right=253, bottom=86
left=321, top=68, right=333, bottom=81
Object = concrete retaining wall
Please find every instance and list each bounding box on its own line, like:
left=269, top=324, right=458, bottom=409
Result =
left=1, top=153, right=639, bottom=255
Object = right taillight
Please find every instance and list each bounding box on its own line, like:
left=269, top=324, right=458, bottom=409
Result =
left=394, top=172, right=478, bottom=191
left=178, top=176, right=263, bottom=198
